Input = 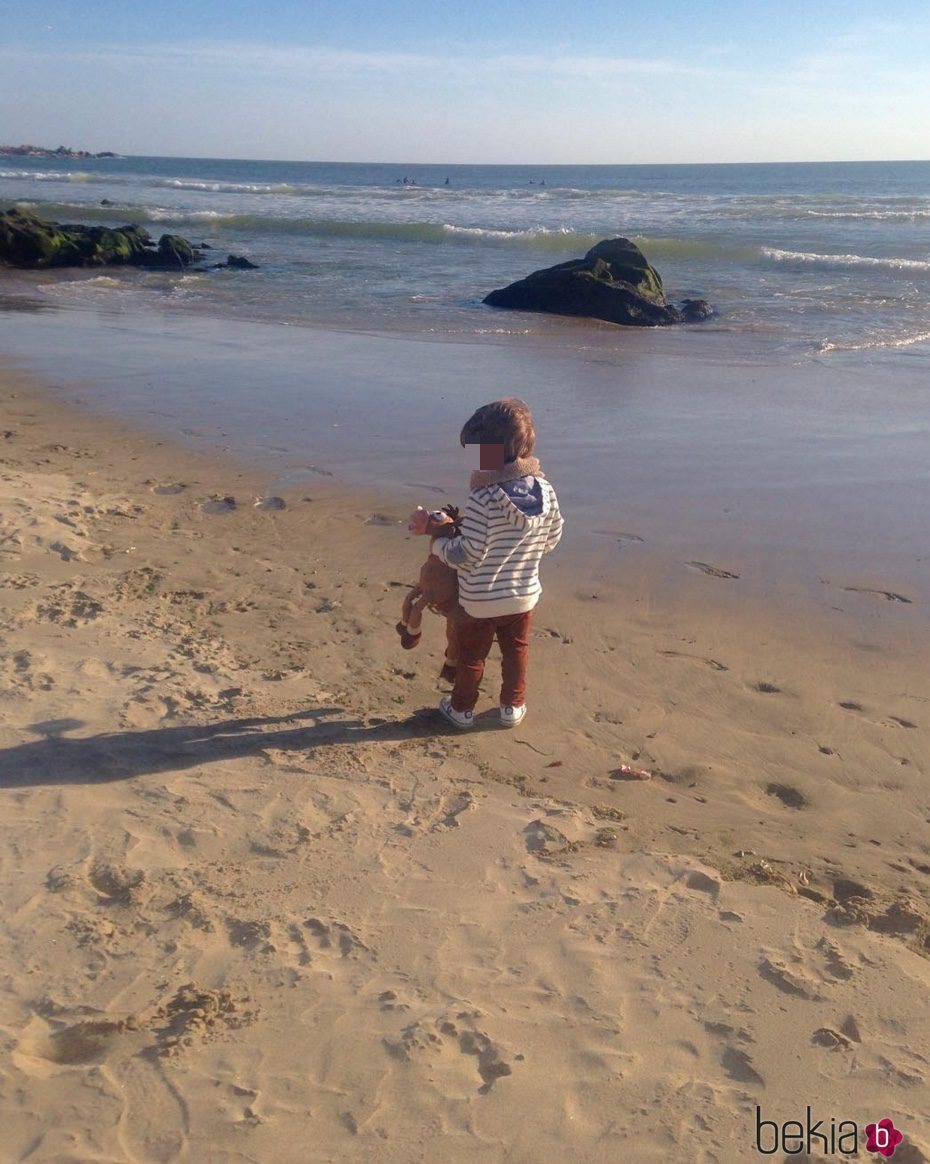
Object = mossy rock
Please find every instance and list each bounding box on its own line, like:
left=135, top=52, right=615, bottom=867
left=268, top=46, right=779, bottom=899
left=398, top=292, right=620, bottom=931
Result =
left=154, top=234, right=197, bottom=267
left=483, top=236, right=706, bottom=328
left=0, top=208, right=69, bottom=266
left=0, top=208, right=200, bottom=270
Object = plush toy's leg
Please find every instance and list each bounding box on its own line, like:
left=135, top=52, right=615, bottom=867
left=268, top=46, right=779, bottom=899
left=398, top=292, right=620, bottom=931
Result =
left=396, top=589, right=425, bottom=649
left=439, top=610, right=459, bottom=682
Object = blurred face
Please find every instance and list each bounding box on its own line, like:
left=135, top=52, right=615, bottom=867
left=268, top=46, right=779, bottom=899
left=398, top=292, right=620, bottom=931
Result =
left=463, top=443, right=506, bottom=470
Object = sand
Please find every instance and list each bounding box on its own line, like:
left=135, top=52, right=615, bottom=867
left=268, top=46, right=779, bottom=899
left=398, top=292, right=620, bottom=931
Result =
left=1, top=366, right=929, bottom=1164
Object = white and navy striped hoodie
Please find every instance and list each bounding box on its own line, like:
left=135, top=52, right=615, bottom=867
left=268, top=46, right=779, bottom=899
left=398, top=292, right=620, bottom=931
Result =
left=431, top=460, right=563, bottom=617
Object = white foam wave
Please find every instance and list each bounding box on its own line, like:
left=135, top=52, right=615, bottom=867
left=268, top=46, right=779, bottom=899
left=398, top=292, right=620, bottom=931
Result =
left=805, top=209, right=930, bottom=220
left=763, top=247, right=930, bottom=272
left=818, top=329, right=930, bottom=353
left=144, top=207, right=230, bottom=222
left=158, top=178, right=298, bottom=195
left=442, top=224, right=578, bottom=240
left=0, top=169, right=88, bottom=181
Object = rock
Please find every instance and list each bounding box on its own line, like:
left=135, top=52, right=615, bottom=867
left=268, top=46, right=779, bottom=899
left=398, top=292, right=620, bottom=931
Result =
left=0, top=208, right=69, bottom=266
left=681, top=297, right=714, bottom=322
left=213, top=254, right=259, bottom=270
left=0, top=208, right=205, bottom=270
left=483, top=236, right=712, bottom=328
left=152, top=233, right=197, bottom=268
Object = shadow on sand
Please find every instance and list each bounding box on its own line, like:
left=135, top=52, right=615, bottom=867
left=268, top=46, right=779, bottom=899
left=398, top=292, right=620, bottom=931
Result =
left=0, top=705, right=487, bottom=788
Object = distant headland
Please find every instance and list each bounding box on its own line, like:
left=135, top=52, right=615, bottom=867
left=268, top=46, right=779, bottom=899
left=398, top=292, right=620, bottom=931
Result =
left=0, top=143, right=121, bottom=159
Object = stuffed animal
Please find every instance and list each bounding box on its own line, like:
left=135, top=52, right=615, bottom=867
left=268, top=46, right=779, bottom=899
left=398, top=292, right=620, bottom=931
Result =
left=396, top=504, right=462, bottom=682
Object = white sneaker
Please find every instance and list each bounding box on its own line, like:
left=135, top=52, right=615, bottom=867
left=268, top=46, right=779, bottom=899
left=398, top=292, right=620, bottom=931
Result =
left=499, top=704, right=527, bottom=728
left=439, top=696, right=475, bottom=730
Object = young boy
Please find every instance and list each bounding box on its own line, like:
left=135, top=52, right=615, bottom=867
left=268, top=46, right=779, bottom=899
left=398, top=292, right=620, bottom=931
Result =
left=416, top=398, right=563, bottom=729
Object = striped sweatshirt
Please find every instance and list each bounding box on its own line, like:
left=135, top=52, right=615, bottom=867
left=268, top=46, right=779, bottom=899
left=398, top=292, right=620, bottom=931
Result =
left=431, top=475, right=563, bottom=617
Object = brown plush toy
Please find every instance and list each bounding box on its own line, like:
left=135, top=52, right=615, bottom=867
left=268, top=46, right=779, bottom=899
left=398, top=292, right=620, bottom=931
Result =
left=396, top=504, right=462, bottom=682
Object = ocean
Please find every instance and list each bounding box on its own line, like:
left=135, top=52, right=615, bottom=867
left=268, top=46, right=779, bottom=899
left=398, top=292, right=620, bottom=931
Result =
left=1, top=156, right=929, bottom=613
left=3, top=156, right=930, bottom=354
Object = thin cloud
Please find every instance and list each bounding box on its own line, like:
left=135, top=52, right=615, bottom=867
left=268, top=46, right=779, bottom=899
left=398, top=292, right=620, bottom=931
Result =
left=0, top=40, right=734, bottom=83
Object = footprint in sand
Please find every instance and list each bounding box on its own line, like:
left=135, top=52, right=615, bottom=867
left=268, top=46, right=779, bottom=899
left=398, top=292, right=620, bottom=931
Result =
left=721, top=1045, right=765, bottom=1086
left=524, top=819, right=575, bottom=857
left=30, top=585, right=104, bottom=627
left=16, top=1014, right=138, bottom=1067
left=702, top=1021, right=764, bottom=1086
left=303, top=917, right=371, bottom=959
left=404, top=482, right=446, bottom=494
left=0, top=572, right=39, bottom=590
left=684, top=871, right=721, bottom=899
left=254, top=495, right=286, bottom=511
left=402, top=789, right=478, bottom=834
left=87, top=860, right=147, bottom=905
left=202, top=495, right=236, bottom=514
left=753, top=681, right=782, bottom=694
left=816, top=938, right=856, bottom=981
left=659, top=649, right=729, bottom=672
left=765, top=782, right=809, bottom=810
left=226, top=918, right=276, bottom=952
left=758, top=956, right=824, bottom=1001
left=841, top=585, right=913, bottom=604
left=592, top=529, right=645, bottom=546
left=812, top=1027, right=854, bottom=1050
left=14, top=1007, right=190, bottom=1162
left=533, top=626, right=573, bottom=644
left=151, top=483, right=186, bottom=495
left=384, top=1013, right=513, bottom=1093
left=686, top=561, right=740, bottom=580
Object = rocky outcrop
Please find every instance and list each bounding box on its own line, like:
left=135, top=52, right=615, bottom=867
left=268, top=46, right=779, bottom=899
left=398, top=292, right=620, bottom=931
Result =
left=0, top=208, right=209, bottom=269
left=483, top=237, right=712, bottom=327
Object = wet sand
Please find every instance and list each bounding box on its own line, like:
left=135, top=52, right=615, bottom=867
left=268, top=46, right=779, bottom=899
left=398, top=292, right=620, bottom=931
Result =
left=1, top=363, right=929, bottom=1163
left=2, top=303, right=929, bottom=606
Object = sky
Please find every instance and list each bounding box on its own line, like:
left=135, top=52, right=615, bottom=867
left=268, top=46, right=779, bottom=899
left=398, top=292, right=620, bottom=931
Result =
left=2, top=0, right=929, bottom=164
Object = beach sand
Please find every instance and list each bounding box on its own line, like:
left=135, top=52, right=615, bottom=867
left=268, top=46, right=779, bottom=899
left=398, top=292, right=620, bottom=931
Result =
left=1, top=366, right=929, bottom=1163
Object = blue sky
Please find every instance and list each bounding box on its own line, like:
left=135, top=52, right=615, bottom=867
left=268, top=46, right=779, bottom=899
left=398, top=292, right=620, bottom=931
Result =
left=3, top=1, right=929, bottom=162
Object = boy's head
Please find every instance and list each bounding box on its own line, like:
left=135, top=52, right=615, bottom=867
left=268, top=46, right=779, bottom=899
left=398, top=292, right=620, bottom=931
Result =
left=460, top=398, right=536, bottom=465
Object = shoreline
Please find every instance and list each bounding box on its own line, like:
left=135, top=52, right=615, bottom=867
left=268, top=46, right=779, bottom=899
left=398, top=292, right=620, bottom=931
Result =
left=2, top=361, right=930, bottom=1159
left=2, top=301, right=928, bottom=620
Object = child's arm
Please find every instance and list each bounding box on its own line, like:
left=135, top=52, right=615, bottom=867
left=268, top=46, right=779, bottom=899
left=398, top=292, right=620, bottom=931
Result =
left=543, top=493, right=564, bottom=554
left=430, top=492, right=489, bottom=571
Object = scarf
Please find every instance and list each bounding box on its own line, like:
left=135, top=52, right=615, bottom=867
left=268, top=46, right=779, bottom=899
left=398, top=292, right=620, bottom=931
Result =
left=469, top=456, right=544, bottom=491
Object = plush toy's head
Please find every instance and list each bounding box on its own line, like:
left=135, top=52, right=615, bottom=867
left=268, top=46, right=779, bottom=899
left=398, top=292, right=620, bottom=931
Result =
left=426, top=504, right=462, bottom=539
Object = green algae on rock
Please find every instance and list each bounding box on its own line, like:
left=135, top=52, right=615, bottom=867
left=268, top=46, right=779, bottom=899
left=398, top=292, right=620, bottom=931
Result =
left=0, top=208, right=203, bottom=269
left=483, top=237, right=712, bottom=327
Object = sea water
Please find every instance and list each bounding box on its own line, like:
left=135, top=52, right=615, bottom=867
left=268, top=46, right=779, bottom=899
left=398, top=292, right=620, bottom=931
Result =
left=3, top=156, right=930, bottom=355
left=1, top=157, right=929, bottom=609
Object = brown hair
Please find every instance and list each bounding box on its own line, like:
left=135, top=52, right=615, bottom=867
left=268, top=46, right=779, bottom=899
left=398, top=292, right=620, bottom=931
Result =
left=459, top=398, right=536, bottom=462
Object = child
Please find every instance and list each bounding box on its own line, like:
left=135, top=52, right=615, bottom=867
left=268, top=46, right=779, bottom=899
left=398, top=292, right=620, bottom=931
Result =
left=412, top=398, right=563, bottom=729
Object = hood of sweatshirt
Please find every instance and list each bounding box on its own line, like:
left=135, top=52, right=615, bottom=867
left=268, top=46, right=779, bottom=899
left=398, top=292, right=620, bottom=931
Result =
left=494, top=475, right=550, bottom=528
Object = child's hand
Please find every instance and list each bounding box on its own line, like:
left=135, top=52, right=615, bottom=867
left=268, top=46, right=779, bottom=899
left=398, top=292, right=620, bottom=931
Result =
left=408, top=507, right=430, bottom=534
left=409, top=507, right=454, bottom=535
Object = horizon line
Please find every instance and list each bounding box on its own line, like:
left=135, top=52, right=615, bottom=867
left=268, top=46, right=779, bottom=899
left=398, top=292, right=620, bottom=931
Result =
left=8, top=150, right=929, bottom=168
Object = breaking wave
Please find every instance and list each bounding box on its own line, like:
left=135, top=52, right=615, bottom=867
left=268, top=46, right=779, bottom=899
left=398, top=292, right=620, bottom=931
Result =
left=818, top=329, right=930, bottom=353
left=762, top=247, right=930, bottom=273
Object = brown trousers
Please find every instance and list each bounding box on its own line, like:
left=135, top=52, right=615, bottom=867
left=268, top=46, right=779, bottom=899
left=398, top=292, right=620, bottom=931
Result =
left=451, top=607, right=533, bottom=712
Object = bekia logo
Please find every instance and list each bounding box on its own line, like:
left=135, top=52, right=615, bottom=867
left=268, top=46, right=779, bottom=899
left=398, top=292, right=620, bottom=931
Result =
left=866, top=1119, right=904, bottom=1158
left=756, top=1107, right=905, bottom=1157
